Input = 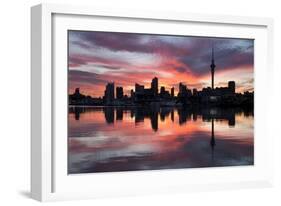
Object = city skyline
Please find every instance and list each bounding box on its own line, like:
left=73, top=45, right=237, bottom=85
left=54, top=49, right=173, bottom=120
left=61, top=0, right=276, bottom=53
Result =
left=79, top=76, right=237, bottom=100
left=68, top=31, right=254, bottom=97
left=68, top=30, right=254, bottom=173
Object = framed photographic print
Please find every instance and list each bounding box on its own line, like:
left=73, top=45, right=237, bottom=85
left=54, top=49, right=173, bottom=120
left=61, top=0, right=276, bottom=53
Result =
left=31, top=3, right=274, bottom=201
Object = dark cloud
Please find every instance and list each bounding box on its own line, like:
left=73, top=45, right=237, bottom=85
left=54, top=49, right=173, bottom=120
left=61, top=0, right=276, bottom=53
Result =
left=70, top=31, right=152, bottom=53
left=93, top=64, right=122, bottom=71
left=179, top=38, right=254, bottom=76
left=69, top=55, right=88, bottom=67
left=69, top=70, right=107, bottom=86
left=69, top=30, right=254, bottom=77
left=69, top=54, right=127, bottom=69
left=175, top=67, right=187, bottom=73
left=69, top=30, right=192, bottom=56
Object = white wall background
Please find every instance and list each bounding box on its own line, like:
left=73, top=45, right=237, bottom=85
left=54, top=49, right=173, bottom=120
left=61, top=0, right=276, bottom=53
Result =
left=0, top=0, right=280, bottom=205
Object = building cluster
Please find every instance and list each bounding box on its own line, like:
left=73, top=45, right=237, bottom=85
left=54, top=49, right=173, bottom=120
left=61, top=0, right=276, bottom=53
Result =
left=69, top=47, right=254, bottom=108
left=101, top=77, right=176, bottom=105
left=69, top=77, right=252, bottom=107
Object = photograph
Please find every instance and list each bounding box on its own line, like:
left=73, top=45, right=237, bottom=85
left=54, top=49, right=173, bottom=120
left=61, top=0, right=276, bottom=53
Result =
left=67, top=30, right=254, bottom=174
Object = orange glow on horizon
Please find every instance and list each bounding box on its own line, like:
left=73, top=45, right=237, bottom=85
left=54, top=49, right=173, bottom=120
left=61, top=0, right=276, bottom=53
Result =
left=69, top=65, right=254, bottom=97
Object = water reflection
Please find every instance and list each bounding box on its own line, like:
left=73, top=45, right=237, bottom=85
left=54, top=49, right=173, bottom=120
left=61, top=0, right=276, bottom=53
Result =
left=210, top=119, right=215, bottom=160
left=70, top=106, right=248, bottom=130
left=68, top=106, right=254, bottom=174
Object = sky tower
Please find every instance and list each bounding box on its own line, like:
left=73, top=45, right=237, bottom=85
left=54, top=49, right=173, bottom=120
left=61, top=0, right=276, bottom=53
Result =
left=210, top=46, right=216, bottom=89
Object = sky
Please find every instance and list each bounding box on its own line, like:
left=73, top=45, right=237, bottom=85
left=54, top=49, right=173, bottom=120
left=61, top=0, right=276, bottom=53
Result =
left=68, top=30, right=254, bottom=97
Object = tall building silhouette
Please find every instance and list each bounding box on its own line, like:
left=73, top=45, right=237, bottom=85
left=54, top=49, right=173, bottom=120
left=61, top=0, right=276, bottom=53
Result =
left=151, top=77, right=158, bottom=96
left=104, top=82, right=115, bottom=104
left=179, top=82, right=186, bottom=94
left=160, top=86, right=165, bottom=94
left=228, top=81, right=235, bottom=94
left=171, top=87, right=174, bottom=97
left=116, top=86, right=124, bottom=99
left=178, top=82, right=191, bottom=97
left=135, top=83, right=144, bottom=93
left=210, top=46, right=216, bottom=89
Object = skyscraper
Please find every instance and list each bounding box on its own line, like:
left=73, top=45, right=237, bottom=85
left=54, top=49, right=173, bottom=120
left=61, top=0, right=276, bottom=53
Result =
left=116, top=86, right=124, bottom=99
left=210, top=46, right=216, bottom=89
left=160, top=86, right=165, bottom=94
left=178, top=82, right=192, bottom=97
left=171, top=87, right=174, bottom=97
left=104, top=82, right=115, bottom=104
left=179, top=82, right=187, bottom=95
left=135, top=83, right=144, bottom=93
left=151, top=77, right=158, bottom=97
left=228, top=81, right=235, bottom=94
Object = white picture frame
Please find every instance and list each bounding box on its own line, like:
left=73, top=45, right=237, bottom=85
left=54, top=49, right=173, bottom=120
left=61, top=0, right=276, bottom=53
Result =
left=31, top=3, right=274, bottom=202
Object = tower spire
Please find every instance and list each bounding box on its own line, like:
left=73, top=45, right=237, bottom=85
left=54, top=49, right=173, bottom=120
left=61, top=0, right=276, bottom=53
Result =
left=212, top=45, right=214, bottom=64
left=210, top=44, right=216, bottom=89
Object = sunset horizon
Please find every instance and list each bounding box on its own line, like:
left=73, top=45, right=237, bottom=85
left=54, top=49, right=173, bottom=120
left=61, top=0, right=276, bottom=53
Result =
left=68, top=30, right=254, bottom=98
left=68, top=30, right=254, bottom=174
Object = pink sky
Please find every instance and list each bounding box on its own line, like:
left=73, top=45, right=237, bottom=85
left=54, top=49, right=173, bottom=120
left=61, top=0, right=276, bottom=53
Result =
left=68, top=31, right=254, bottom=97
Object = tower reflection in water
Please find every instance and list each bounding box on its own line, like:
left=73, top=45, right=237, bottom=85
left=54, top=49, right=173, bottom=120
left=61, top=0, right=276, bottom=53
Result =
left=68, top=106, right=254, bottom=173
left=69, top=106, right=245, bottom=153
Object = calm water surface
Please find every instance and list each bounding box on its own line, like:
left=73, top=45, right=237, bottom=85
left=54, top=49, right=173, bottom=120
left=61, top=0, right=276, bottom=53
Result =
left=68, top=106, right=254, bottom=174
